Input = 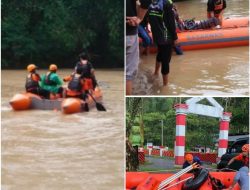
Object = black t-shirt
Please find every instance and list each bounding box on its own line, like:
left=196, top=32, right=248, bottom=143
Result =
left=207, top=0, right=226, bottom=14
left=140, top=11, right=149, bottom=28
left=148, top=0, right=178, bottom=45
left=75, top=61, right=94, bottom=78
left=126, top=0, right=151, bottom=36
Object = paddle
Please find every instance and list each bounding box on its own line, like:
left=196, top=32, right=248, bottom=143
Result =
left=87, top=92, right=106, bottom=111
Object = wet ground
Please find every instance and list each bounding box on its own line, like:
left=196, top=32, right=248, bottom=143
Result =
left=139, top=156, right=216, bottom=173
left=132, top=0, right=249, bottom=95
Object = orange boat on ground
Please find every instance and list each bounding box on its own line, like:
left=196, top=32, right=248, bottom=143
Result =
left=143, top=17, right=249, bottom=53
left=9, top=87, right=103, bottom=114
left=126, top=171, right=241, bottom=190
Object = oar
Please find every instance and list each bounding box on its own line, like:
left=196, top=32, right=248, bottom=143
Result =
left=87, top=92, right=106, bottom=111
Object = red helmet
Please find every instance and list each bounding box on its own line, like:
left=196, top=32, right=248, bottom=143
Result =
left=185, top=154, right=193, bottom=161
left=242, top=144, right=249, bottom=152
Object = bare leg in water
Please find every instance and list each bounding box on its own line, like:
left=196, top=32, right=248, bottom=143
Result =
left=154, top=61, right=168, bottom=86
left=162, top=74, right=168, bottom=86
left=154, top=61, right=161, bottom=75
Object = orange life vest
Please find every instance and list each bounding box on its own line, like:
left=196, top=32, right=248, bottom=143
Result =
left=214, top=0, right=224, bottom=17
left=214, top=0, right=223, bottom=11
left=83, top=78, right=93, bottom=91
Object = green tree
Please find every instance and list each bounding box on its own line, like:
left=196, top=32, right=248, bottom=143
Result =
left=2, top=0, right=124, bottom=68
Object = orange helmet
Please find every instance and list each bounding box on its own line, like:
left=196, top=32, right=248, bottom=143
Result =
left=27, top=64, right=37, bottom=72
left=49, top=64, right=57, bottom=71
left=242, top=144, right=249, bottom=152
left=185, top=154, right=193, bottom=161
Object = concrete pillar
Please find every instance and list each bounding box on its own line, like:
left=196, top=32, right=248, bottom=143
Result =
left=160, top=146, right=164, bottom=157
left=174, top=104, right=188, bottom=165
left=218, top=112, right=232, bottom=158
left=148, top=145, right=153, bottom=156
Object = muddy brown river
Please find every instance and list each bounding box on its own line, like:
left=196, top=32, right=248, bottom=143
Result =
left=2, top=69, right=124, bottom=190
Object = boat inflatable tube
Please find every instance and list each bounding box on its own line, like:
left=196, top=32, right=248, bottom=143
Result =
left=182, top=168, right=209, bottom=190
left=9, top=93, right=41, bottom=110
left=136, top=176, right=158, bottom=190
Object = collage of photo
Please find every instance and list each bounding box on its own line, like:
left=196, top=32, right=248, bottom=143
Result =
left=1, top=0, right=249, bottom=190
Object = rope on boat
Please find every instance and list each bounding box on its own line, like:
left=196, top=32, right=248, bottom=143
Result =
left=162, top=176, right=193, bottom=190
left=158, top=163, right=198, bottom=190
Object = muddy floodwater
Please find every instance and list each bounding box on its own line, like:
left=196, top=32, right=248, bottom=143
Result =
left=2, top=69, right=124, bottom=190
left=132, top=0, right=249, bottom=95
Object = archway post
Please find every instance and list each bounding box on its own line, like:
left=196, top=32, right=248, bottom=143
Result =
left=218, top=112, right=232, bottom=159
left=174, top=104, right=188, bottom=165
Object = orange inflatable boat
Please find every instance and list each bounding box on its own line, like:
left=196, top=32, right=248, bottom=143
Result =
left=221, top=17, right=248, bottom=28
left=9, top=88, right=103, bottom=114
left=143, top=17, right=249, bottom=52
left=61, top=88, right=103, bottom=114
left=126, top=170, right=241, bottom=190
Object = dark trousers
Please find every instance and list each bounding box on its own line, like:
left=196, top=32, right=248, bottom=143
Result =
left=138, top=25, right=152, bottom=47
left=27, top=88, right=50, bottom=99
left=57, top=87, right=64, bottom=96
left=156, top=43, right=173, bottom=75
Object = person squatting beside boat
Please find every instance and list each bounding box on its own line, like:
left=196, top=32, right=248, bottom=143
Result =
left=182, top=154, right=202, bottom=172
left=207, top=0, right=226, bottom=25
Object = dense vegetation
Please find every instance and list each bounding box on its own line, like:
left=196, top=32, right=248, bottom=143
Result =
left=2, top=0, right=124, bottom=69
left=126, top=97, right=249, bottom=150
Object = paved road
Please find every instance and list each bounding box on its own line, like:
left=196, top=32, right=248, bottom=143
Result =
left=139, top=156, right=214, bottom=173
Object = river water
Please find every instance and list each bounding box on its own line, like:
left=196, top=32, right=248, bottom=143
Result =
left=2, top=69, right=124, bottom=190
left=132, top=0, right=249, bottom=95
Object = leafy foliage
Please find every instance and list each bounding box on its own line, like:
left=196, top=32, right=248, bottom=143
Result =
left=126, top=97, right=249, bottom=150
left=2, top=0, right=124, bottom=68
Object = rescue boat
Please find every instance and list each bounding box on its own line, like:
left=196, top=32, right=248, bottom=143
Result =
left=144, top=17, right=249, bottom=52
left=126, top=171, right=241, bottom=190
left=221, top=17, right=248, bottom=28
left=9, top=88, right=103, bottom=114
left=61, top=88, right=103, bottom=114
